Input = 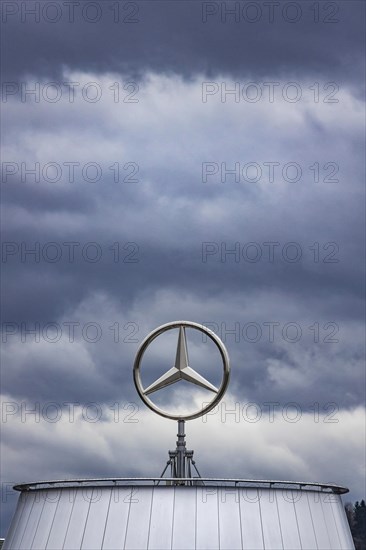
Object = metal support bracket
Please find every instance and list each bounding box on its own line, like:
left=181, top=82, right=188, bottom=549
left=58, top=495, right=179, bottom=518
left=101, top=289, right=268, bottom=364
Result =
left=159, top=420, right=203, bottom=485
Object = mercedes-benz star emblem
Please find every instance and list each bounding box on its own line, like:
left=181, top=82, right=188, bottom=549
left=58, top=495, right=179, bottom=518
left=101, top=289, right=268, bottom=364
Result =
left=133, top=321, right=230, bottom=420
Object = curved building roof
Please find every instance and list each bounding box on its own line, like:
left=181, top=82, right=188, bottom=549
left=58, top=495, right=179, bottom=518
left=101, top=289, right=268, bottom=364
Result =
left=4, top=478, right=354, bottom=550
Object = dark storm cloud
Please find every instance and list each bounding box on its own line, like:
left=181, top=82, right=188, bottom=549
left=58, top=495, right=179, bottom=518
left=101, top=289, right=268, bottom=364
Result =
left=1, top=74, right=364, bottom=411
left=1, top=0, right=364, bottom=88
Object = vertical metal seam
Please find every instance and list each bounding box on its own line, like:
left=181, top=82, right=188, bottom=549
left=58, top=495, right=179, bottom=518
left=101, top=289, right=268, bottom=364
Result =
left=18, top=491, right=36, bottom=549
left=274, top=489, right=284, bottom=550
left=4, top=491, right=26, bottom=549
left=319, top=491, right=333, bottom=548
left=170, top=485, right=176, bottom=550
left=146, top=484, right=155, bottom=550
left=194, top=486, right=197, bottom=550
left=292, top=490, right=303, bottom=550
left=100, top=486, right=113, bottom=550
left=329, top=496, right=342, bottom=549
left=79, top=487, right=94, bottom=549
left=122, top=486, right=133, bottom=550
left=306, top=491, right=319, bottom=550
left=237, top=486, right=244, bottom=550
left=336, top=496, right=355, bottom=549
left=217, top=486, right=220, bottom=550
left=30, top=489, right=47, bottom=549
left=258, top=489, right=266, bottom=550
left=44, top=490, right=61, bottom=550
left=61, top=487, right=77, bottom=549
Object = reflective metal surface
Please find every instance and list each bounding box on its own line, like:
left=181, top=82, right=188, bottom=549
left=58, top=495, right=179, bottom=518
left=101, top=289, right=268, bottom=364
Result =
left=133, top=321, right=230, bottom=420
left=4, top=481, right=355, bottom=549
left=12, top=477, right=350, bottom=493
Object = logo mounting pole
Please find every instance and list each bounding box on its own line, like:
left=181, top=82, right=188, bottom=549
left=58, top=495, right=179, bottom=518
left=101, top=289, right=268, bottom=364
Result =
left=133, top=321, right=230, bottom=482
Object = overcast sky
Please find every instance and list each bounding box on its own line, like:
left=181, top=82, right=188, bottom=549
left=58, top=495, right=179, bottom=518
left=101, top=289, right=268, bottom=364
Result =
left=1, top=0, right=365, bottom=538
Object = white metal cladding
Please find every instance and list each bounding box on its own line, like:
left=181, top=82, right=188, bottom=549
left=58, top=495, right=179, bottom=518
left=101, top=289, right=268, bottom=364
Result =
left=4, top=484, right=355, bottom=550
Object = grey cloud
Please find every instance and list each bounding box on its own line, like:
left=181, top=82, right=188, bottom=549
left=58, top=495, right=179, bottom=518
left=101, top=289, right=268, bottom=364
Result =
left=1, top=1, right=364, bottom=90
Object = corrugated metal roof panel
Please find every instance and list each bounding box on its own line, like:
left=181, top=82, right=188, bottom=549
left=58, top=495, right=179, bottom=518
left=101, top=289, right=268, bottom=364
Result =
left=4, top=483, right=355, bottom=550
left=171, top=486, right=196, bottom=550
left=102, top=487, right=131, bottom=550
left=240, top=489, right=263, bottom=549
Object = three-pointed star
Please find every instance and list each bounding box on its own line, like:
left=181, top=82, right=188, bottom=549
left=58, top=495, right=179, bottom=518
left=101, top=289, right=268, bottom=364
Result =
left=144, top=327, right=218, bottom=395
